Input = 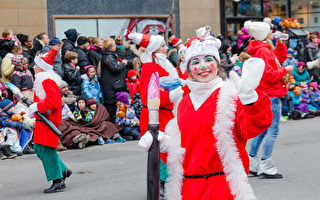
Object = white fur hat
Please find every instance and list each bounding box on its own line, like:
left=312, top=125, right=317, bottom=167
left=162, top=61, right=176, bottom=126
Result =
left=244, top=21, right=270, bottom=41
left=180, top=26, right=221, bottom=74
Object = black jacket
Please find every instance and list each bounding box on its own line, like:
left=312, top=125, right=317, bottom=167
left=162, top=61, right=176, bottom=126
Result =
left=75, top=46, right=90, bottom=74
left=88, top=47, right=102, bottom=68
left=63, top=63, right=82, bottom=96
left=40, top=45, right=64, bottom=78
left=62, top=39, right=76, bottom=61
left=0, top=39, right=15, bottom=58
left=22, top=45, right=35, bottom=70
left=306, top=45, right=318, bottom=62
left=100, top=49, right=127, bottom=105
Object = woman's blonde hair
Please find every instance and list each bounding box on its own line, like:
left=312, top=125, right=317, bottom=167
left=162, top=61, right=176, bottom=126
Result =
left=103, top=38, right=116, bottom=50
left=90, top=37, right=99, bottom=46
left=115, top=35, right=123, bottom=45
left=64, top=51, right=78, bottom=62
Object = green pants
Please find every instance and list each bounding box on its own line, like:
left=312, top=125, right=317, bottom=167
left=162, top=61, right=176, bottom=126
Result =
left=34, top=143, right=67, bottom=182
left=160, top=159, right=169, bottom=182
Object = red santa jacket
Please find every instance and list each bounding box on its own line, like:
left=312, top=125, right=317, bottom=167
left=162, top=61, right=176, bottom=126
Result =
left=33, top=72, right=62, bottom=148
left=163, top=82, right=272, bottom=200
left=247, top=40, right=288, bottom=98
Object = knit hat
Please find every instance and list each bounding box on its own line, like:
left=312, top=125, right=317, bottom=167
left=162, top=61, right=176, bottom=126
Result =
left=263, top=17, right=272, bottom=24
left=181, top=26, right=221, bottom=74
left=11, top=55, right=23, bottom=68
left=287, top=48, right=294, bottom=55
left=34, top=48, right=58, bottom=71
left=59, top=80, right=68, bottom=89
left=310, top=82, right=318, bottom=91
left=84, top=65, right=95, bottom=72
left=64, top=29, right=79, bottom=43
left=77, top=36, right=89, bottom=46
left=76, top=95, right=87, bottom=102
left=116, top=92, right=129, bottom=105
left=86, top=97, right=97, bottom=106
left=124, top=29, right=164, bottom=53
left=49, top=37, right=61, bottom=45
left=172, top=37, right=182, bottom=47
left=127, top=69, right=137, bottom=79
left=244, top=21, right=271, bottom=41
left=297, top=61, right=306, bottom=68
left=0, top=99, right=14, bottom=112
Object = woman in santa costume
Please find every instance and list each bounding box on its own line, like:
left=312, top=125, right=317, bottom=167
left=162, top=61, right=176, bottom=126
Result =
left=28, top=48, right=72, bottom=193
left=124, top=29, right=184, bottom=197
left=139, top=27, right=273, bottom=200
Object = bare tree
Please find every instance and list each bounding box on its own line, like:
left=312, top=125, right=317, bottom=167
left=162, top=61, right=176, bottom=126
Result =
left=165, top=0, right=175, bottom=45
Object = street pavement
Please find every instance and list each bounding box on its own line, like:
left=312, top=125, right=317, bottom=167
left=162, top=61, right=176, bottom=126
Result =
left=1, top=117, right=320, bottom=200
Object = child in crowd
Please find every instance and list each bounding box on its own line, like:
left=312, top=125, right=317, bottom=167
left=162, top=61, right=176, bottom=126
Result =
left=300, top=82, right=320, bottom=113
left=126, top=69, right=140, bottom=102
left=1, top=45, right=23, bottom=83
left=86, top=97, right=97, bottom=116
left=292, top=61, right=311, bottom=86
left=11, top=56, right=34, bottom=102
left=115, top=92, right=140, bottom=140
left=0, top=98, right=32, bottom=156
left=73, top=96, right=93, bottom=125
left=232, top=52, right=251, bottom=76
left=309, top=82, right=320, bottom=108
left=282, top=48, right=298, bottom=68
left=289, top=86, right=312, bottom=115
left=63, top=51, right=82, bottom=96
left=81, top=65, right=103, bottom=104
left=60, top=81, right=77, bottom=112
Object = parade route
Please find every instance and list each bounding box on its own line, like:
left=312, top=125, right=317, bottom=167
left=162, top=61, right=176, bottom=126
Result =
left=1, top=117, right=320, bottom=200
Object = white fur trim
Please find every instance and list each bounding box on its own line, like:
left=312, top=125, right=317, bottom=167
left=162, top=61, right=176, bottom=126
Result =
left=128, top=32, right=142, bottom=46
left=34, top=71, right=63, bottom=100
left=165, top=118, right=185, bottom=200
left=34, top=55, right=53, bottom=71
left=213, top=81, right=256, bottom=200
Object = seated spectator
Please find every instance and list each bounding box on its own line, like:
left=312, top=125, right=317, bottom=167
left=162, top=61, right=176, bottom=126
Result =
left=62, top=102, right=75, bottom=121
left=0, top=98, right=32, bottom=156
left=10, top=56, right=34, bottom=102
left=75, top=36, right=90, bottom=74
left=289, top=86, right=310, bottom=114
left=60, top=81, right=77, bottom=112
left=40, top=37, right=63, bottom=78
left=73, top=96, right=93, bottom=125
left=115, top=92, right=140, bottom=140
left=126, top=69, right=140, bottom=102
left=1, top=45, right=22, bottom=83
left=0, top=29, right=15, bottom=59
left=300, top=82, right=320, bottom=113
left=0, top=134, right=17, bottom=160
left=309, top=82, right=320, bottom=108
left=81, top=65, right=103, bottom=104
left=282, top=48, right=298, bottom=68
left=63, top=50, right=82, bottom=96
left=292, top=61, right=311, bottom=86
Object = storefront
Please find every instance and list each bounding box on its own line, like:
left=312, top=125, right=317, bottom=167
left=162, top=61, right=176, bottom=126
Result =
left=220, top=0, right=320, bottom=37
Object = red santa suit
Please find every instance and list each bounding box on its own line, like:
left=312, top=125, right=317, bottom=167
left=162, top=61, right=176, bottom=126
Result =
left=33, top=71, right=63, bottom=148
left=163, top=78, right=273, bottom=200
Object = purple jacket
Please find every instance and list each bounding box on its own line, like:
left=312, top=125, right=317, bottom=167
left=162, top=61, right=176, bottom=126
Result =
left=237, top=28, right=250, bottom=47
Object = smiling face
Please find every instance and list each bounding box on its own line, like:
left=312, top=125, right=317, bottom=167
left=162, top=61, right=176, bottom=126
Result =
left=188, top=55, right=218, bottom=83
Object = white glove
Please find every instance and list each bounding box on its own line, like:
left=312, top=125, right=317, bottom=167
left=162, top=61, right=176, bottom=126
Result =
left=169, top=86, right=183, bottom=103
left=138, top=131, right=166, bottom=151
left=28, top=103, right=38, bottom=118
left=229, top=58, right=265, bottom=105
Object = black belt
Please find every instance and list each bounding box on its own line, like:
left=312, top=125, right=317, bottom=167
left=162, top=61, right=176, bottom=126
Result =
left=142, top=105, right=172, bottom=112
left=184, top=172, right=225, bottom=179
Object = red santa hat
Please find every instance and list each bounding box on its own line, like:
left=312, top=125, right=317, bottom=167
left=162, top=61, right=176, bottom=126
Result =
left=172, top=37, right=182, bottom=47
left=34, top=48, right=58, bottom=71
left=124, top=29, right=164, bottom=53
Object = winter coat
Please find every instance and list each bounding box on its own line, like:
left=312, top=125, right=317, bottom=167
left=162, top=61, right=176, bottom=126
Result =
left=126, top=78, right=140, bottom=100
left=282, top=57, right=298, bottom=68
left=291, top=69, right=311, bottom=85
left=22, top=45, right=35, bottom=69
left=247, top=40, right=288, bottom=97
left=75, top=46, right=90, bottom=74
left=63, top=63, right=82, bottom=96
left=1, top=53, right=15, bottom=83
left=237, top=28, right=250, bottom=48
left=62, top=39, right=76, bottom=61
left=88, top=46, right=102, bottom=68
left=0, top=39, right=15, bottom=58
left=100, top=49, right=127, bottom=105
left=306, top=42, right=319, bottom=61
left=81, top=74, right=103, bottom=104
left=10, top=67, right=34, bottom=92
left=40, top=45, right=63, bottom=78
left=116, top=45, right=139, bottom=72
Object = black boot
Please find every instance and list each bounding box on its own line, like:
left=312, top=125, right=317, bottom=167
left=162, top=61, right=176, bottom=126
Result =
left=0, top=145, right=17, bottom=159
left=63, top=168, right=72, bottom=181
left=43, top=179, right=65, bottom=193
left=0, top=149, right=6, bottom=160
left=160, top=181, right=166, bottom=199
left=23, top=144, right=35, bottom=154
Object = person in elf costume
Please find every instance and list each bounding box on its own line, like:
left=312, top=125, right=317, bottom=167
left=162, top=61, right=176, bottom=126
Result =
left=124, top=29, right=184, bottom=198
left=28, top=48, right=72, bottom=193
left=139, top=26, right=273, bottom=200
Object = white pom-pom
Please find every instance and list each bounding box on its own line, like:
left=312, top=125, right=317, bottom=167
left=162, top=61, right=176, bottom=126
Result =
left=244, top=21, right=252, bottom=31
